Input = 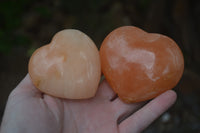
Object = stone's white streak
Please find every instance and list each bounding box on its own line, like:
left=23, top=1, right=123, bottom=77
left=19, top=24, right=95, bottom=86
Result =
left=108, top=55, right=120, bottom=69
left=172, top=46, right=181, bottom=69
left=107, top=35, right=129, bottom=70
left=116, top=41, right=156, bottom=71
left=32, top=50, right=48, bottom=76
left=143, top=34, right=161, bottom=43
left=107, top=34, right=128, bottom=49
left=109, top=34, right=155, bottom=70
left=46, top=55, right=64, bottom=68
left=87, top=61, right=93, bottom=79
left=121, top=46, right=159, bottom=82
left=33, top=44, right=66, bottom=77
left=79, top=51, right=93, bottom=79
left=122, top=49, right=155, bottom=70
left=108, top=34, right=161, bottom=81
left=162, top=65, right=169, bottom=75
left=56, top=60, right=64, bottom=77
left=80, top=51, right=87, bottom=60
left=146, top=72, right=160, bottom=82
left=166, top=48, right=177, bottom=67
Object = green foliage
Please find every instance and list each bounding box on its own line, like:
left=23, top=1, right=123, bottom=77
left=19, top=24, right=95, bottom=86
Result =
left=0, top=30, right=12, bottom=54
left=35, top=6, right=52, bottom=18
left=138, top=0, right=152, bottom=12
left=61, top=0, right=111, bottom=13
left=139, top=0, right=152, bottom=8
left=0, top=0, right=29, bottom=30
left=0, top=0, right=31, bottom=54
left=27, top=46, right=37, bottom=57
left=0, top=30, right=31, bottom=54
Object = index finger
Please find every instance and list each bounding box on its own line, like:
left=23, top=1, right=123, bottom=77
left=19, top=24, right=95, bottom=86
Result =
left=118, top=90, right=177, bottom=133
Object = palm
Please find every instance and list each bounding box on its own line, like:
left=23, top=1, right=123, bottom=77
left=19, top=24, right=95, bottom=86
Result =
left=62, top=94, right=119, bottom=133
left=0, top=75, right=177, bottom=133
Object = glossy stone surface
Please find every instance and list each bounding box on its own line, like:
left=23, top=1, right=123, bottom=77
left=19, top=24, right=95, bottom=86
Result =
left=29, top=29, right=101, bottom=99
left=100, top=26, right=184, bottom=103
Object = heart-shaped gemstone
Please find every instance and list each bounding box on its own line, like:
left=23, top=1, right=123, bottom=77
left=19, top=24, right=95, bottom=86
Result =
left=100, top=26, right=184, bottom=103
left=29, top=29, right=101, bottom=99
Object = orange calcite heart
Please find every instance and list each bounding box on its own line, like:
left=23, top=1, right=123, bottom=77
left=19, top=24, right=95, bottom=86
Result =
left=29, top=29, right=101, bottom=99
left=100, top=26, right=184, bottom=103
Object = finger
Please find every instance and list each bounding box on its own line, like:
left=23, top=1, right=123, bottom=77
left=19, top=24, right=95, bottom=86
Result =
left=43, top=94, right=63, bottom=121
left=119, top=90, right=177, bottom=133
left=10, top=74, right=43, bottom=98
left=112, top=98, right=145, bottom=124
left=95, top=80, right=116, bottom=101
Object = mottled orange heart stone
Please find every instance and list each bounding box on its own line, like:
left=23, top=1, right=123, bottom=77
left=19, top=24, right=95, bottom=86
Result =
left=29, top=29, right=101, bottom=99
left=100, top=26, right=184, bottom=103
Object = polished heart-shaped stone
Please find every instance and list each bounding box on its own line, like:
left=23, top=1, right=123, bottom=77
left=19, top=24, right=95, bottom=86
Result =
left=100, top=26, right=184, bottom=103
left=29, top=29, right=101, bottom=99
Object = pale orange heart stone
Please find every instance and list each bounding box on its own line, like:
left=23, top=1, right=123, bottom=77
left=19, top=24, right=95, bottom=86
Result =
left=100, top=26, right=184, bottom=103
left=29, top=29, right=101, bottom=99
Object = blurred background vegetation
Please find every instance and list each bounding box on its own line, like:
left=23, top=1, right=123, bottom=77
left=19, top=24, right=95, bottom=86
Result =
left=0, top=0, right=200, bottom=132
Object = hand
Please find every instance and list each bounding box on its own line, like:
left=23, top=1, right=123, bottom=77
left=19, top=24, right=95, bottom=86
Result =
left=0, top=74, right=176, bottom=133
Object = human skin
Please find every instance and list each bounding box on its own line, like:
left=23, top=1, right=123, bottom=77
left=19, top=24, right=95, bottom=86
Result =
left=0, top=74, right=177, bottom=133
